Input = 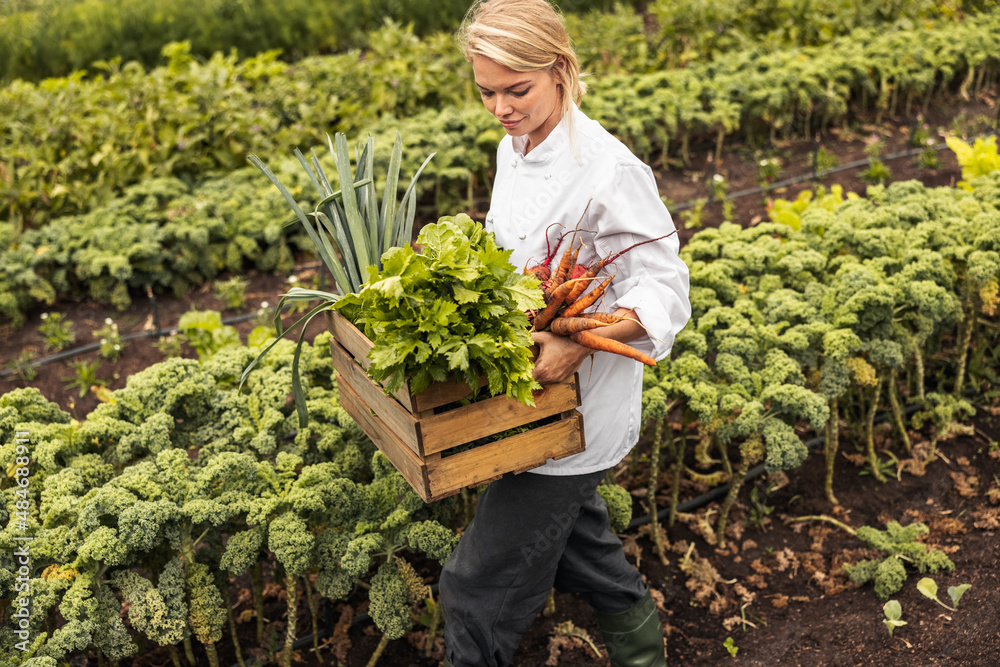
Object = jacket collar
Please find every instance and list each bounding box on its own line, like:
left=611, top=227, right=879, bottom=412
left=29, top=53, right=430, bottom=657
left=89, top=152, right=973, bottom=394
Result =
left=511, top=106, right=574, bottom=163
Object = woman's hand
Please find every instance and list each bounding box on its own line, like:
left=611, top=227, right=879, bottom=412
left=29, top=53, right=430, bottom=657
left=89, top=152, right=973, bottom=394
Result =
left=531, top=308, right=647, bottom=384
left=530, top=330, right=593, bottom=385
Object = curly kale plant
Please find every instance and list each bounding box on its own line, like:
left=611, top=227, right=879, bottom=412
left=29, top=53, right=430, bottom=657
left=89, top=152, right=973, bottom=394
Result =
left=843, top=521, right=954, bottom=601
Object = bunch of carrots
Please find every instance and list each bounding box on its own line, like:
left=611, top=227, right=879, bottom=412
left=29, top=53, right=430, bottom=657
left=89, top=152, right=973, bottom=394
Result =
left=524, top=228, right=675, bottom=367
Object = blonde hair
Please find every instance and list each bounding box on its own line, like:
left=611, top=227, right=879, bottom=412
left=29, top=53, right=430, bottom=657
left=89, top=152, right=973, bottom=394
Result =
left=458, top=0, right=586, bottom=134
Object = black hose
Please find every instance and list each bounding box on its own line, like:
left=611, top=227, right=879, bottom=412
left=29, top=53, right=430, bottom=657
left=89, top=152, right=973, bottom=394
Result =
left=627, top=399, right=931, bottom=530
left=626, top=432, right=823, bottom=530
left=1, top=307, right=265, bottom=378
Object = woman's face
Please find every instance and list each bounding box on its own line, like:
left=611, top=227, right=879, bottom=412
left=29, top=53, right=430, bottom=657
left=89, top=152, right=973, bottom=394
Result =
left=472, top=56, right=563, bottom=154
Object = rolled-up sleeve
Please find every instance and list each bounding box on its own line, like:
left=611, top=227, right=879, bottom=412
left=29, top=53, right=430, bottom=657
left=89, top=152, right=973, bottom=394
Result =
left=589, top=162, right=691, bottom=360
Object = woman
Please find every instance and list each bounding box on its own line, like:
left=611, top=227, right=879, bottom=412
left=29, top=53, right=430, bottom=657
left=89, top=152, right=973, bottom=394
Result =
left=439, top=1, right=690, bottom=665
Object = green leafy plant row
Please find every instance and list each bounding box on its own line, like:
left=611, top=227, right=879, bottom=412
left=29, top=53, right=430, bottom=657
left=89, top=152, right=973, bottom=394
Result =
left=0, top=331, right=462, bottom=666
left=639, top=0, right=995, bottom=72
left=5, top=11, right=1000, bottom=228
left=585, top=10, right=1000, bottom=165
left=640, top=172, right=1000, bottom=546
left=1, top=25, right=474, bottom=227
left=0, top=170, right=310, bottom=328
left=0, top=0, right=980, bottom=85
left=0, top=0, right=626, bottom=85
left=0, top=118, right=483, bottom=327
left=0, top=0, right=479, bottom=83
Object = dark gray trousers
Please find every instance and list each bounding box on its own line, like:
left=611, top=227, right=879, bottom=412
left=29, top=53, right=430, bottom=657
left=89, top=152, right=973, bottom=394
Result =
left=439, top=468, right=647, bottom=667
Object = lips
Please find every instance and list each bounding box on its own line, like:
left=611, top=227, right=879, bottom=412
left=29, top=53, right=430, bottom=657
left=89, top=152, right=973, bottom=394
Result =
left=501, top=118, right=522, bottom=129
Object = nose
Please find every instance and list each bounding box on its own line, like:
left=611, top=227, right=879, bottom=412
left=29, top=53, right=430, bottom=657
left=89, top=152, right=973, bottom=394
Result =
left=494, top=93, right=514, bottom=118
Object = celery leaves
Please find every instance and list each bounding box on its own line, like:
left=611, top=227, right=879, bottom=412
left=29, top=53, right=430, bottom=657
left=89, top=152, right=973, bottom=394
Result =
left=336, top=214, right=545, bottom=405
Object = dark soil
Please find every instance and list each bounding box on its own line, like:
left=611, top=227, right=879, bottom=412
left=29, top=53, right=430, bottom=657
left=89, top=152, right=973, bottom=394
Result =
left=3, top=93, right=999, bottom=667
left=0, top=266, right=330, bottom=419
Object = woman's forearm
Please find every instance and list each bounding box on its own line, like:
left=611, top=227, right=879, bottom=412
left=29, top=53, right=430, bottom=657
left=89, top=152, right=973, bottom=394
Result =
left=584, top=308, right=645, bottom=344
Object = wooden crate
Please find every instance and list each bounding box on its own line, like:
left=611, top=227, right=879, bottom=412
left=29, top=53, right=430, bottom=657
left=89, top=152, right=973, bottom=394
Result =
left=327, top=310, right=586, bottom=502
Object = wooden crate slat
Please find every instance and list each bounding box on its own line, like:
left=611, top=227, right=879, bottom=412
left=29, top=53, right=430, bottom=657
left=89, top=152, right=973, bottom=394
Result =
left=410, top=376, right=489, bottom=413
left=330, top=340, right=423, bottom=456
left=327, top=309, right=372, bottom=367
left=424, top=414, right=585, bottom=500
left=419, top=379, right=580, bottom=456
left=338, top=380, right=431, bottom=503
left=328, top=311, right=417, bottom=410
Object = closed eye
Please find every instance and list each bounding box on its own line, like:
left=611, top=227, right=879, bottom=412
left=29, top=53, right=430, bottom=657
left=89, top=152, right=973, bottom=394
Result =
left=478, top=88, right=530, bottom=98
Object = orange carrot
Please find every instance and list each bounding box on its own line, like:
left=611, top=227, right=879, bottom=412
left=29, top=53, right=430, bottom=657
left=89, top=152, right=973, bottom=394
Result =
left=532, top=279, right=578, bottom=332
left=552, top=237, right=582, bottom=288
left=561, top=274, right=614, bottom=319
left=564, top=262, right=602, bottom=305
left=550, top=316, right=612, bottom=336
left=570, top=330, right=656, bottom=367
left=578, top=311, right=626, bottom=324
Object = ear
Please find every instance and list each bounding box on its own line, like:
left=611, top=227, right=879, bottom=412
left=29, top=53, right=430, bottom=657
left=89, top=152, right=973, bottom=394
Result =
left=550, top=56, right=567, bottom=88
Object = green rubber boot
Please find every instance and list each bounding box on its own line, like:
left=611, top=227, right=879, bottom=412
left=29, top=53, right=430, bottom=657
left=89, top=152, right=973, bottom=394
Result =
left=595, top=589, right=667, bottom=666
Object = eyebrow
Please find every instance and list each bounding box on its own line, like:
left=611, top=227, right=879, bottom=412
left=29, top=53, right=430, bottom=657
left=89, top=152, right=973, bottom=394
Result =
left=475, top=80, right=532, bottom=91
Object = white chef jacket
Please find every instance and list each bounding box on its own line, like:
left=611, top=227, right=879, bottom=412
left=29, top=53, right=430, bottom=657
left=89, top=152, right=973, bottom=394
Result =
left=485, top=104, right=691, bottom=475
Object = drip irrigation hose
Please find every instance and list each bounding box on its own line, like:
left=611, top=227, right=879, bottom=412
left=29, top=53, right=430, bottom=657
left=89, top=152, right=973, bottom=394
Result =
left=3, top=261, right=331, bottom=379
left=627, top=400, right=930, bottom=530
left=1, top=290, right=269, bottom=378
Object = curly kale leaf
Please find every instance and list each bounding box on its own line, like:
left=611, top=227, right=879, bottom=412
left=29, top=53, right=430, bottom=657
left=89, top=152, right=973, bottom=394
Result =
left=220, top=526, right=266, bottom=575
left=185, top=561, right=226, bottom=645
left=368, top=561, right=414, bottom=640
left=268, top=512, right=314, bottom=577
left=112, top=567, right=188, bottom=646
left=596, top=484, right=633, bottom=533
left=402, top=520, right=460, bottom=563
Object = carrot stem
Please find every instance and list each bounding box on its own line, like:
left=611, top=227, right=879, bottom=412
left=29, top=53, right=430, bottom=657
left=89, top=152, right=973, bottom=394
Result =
left=564, top=231, right=677, bottom=304
left=542, top=224, right=570, bottom=267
